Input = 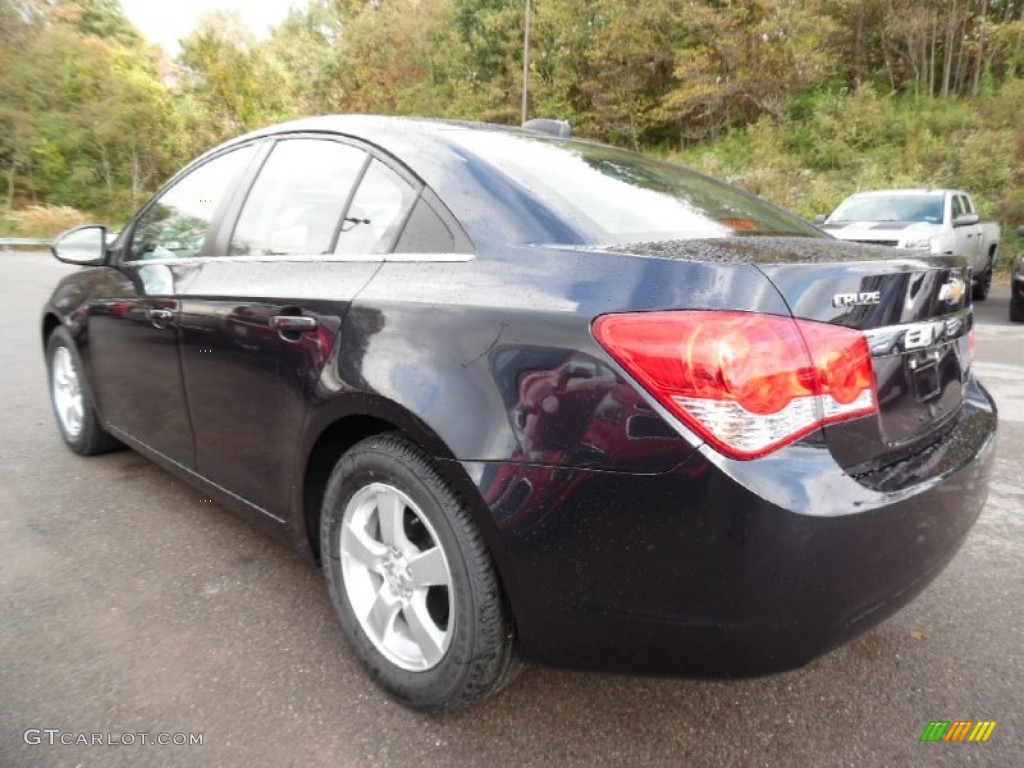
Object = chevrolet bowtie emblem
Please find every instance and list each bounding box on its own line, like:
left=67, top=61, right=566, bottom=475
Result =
left=938, top=277, right=966, bottom=304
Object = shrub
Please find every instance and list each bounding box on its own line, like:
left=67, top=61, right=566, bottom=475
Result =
left=6, top=205, right=91, bottom=238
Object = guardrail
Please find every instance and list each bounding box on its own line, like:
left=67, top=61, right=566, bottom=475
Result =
left=0, top=237, right=50, bottom=248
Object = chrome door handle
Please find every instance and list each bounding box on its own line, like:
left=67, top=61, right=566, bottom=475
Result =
left=147, top=308, right=174, bottom=328
left=270, top=315, right=318, bottom=336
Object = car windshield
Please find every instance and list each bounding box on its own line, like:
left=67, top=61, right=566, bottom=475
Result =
left=829, top=194, right=944, bottom=224
left=446, top=130, right=824, bottom=242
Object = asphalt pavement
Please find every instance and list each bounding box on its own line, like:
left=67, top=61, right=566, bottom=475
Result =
left=1, top=250, right=1021, bottom=768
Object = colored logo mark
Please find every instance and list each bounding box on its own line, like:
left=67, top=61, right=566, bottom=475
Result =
left=920, top=721, right=997, bottom=742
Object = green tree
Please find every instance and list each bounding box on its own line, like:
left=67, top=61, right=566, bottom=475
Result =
left=177, top=11, right=296, bottom=148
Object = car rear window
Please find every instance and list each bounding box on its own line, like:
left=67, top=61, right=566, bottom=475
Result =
left=445, top=130, right=824, bottom=242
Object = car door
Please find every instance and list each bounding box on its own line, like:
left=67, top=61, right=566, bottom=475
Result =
left=85, top=143, right=259, bottom=466
left=175, top=136, right=420, bottom=518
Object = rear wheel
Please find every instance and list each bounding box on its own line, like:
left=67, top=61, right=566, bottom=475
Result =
left=46, top=326, right=121, bottom=456
left=972, top=250, right=996, bottom=301
left=320, top=433, right=516, bottom=712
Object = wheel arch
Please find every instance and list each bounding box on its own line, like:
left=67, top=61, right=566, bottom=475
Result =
left=42, top=311, right=61, bottom=347
left=296, top=397, right=515, bottom=598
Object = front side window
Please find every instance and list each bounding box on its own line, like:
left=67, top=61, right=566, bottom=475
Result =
left=230, top=139, right=367, bottom=256
left=127, top=144, right=256, bottom=262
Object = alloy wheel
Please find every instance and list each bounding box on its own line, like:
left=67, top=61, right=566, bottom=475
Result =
left=339, top=482, right=455, bottom=671
left=52, top=346, right=84, bottom=439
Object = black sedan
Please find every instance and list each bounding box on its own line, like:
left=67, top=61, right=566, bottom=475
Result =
left=43, top=116, right=997, bottom=712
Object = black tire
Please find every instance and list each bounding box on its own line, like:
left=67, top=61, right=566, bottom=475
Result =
left=45, top=326, right=121, bottom=456
left=972, top=251, right=995, bottom=301
left=320, top=433, right=517, bottom=712
left=1011, top=296, right=1024, bottom=323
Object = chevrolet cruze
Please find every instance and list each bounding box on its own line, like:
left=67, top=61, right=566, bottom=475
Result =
left=43, top=116, right=997, bottom=711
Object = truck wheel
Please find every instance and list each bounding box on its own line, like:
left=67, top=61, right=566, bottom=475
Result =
left=972, top=249, right=996, bottom=301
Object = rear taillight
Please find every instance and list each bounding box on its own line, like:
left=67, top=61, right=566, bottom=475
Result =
left=592, top=311, right=878, bottom=459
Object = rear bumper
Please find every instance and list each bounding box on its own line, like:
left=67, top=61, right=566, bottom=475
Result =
left=467, top=377, right=997, bottom=676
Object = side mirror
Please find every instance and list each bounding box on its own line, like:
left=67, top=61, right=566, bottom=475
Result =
left=51, top=225, right=108, bottom=266
left=814, top=214, right=828, bottom=225
left=1016, top=225, right=1024, bottom=238
left=953, top=213, right=979, bottom=227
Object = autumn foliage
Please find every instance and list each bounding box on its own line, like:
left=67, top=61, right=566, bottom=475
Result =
left=2, top=0, right=1024, bottom=246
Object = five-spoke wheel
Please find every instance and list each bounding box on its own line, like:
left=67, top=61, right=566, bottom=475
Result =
left=51, top=345, right=84, bottom=439
left=340, top=483, right=454, bottom=671
left=321, top=433, right=517, bottom=712
left=46, top=326, right=120, bottom=455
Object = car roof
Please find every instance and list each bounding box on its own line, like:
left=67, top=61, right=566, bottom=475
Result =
left=198, top=115, right=590, bottom=249
left=224, top=114, right=503, bottom=148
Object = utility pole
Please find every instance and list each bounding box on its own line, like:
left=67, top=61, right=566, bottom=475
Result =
left=521, top=0, right=532, bottom=124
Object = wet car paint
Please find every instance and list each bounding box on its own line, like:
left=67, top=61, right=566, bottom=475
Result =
left=41, top=116, right=997, bottom=676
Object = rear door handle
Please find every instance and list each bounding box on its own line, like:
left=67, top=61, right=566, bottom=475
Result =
left=147, top=308, right=174, bottom=328
left=270, top=315, right=318, bottom=336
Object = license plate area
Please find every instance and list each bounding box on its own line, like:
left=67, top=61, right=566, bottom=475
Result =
left=872, top=340, right=964, bottom=447
left=910, top=358, right=942, bottom=402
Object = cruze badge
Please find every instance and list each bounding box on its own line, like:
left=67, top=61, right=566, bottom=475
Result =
left=832, top=291, right=881, bottom=308
left=938, top=277, right=966, bottom=304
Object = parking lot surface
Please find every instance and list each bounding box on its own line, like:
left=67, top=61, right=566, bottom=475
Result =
left=1, top=251, right=1021, bottom=767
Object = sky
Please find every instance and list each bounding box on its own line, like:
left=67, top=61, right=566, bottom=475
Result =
left=120, top=0, right=304, bottom=55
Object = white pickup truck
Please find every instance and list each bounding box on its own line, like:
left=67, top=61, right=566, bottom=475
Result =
left=818, top=189, right=1000, bottom=300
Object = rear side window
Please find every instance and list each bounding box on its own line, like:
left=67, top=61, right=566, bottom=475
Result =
left=334, top=160, right=417, bottom=256
left=127, top=144, right=256, bottom=262
left=230, top=139, right=367, bottom=256
left=395, top=198, right=456, bottom=253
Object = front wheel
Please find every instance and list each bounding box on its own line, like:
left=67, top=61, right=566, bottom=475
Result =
left=320, top=434, right=517, bottom=712
left=46, top=326, right=121, bottom=455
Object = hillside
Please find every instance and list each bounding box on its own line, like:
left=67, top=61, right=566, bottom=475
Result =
left=672, top=82, right=1024, bottom=259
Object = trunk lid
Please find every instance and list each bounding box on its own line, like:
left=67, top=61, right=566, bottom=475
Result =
left=755, top=248, right=971, bottom=472
left=610, top=237, right=973, bottom=472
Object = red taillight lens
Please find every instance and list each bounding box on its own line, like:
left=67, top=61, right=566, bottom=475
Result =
left=592, top=311, right=878, bottom=459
